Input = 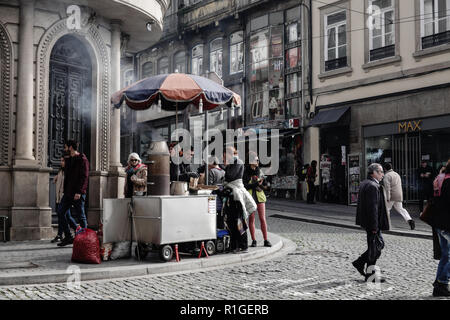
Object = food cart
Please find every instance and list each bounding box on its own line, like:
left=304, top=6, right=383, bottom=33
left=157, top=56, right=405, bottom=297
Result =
left=102, top=194, right=219, bottom=262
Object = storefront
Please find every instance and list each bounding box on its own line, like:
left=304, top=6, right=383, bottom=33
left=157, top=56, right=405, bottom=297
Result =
left=363, top=114, right=450, bottom=203
left=309, top=106, right=350, bottom=205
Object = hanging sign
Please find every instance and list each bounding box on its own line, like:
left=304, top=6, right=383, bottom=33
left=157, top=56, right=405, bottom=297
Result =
left=348, top=153, right=361, bottom=206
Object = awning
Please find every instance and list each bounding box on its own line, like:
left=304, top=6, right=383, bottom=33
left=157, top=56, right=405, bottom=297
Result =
left=309, top=106, right=350, bottom=126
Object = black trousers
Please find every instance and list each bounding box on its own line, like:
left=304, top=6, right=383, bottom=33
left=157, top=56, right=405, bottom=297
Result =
left=307, top=181, right=316, bottom=203
left=356, top=230, right=384, bottom=268
left=419, top=188, right=432, bottom=212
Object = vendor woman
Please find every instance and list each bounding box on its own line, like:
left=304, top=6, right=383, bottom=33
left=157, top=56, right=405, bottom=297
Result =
left=124, top=152, right=148, bottom=198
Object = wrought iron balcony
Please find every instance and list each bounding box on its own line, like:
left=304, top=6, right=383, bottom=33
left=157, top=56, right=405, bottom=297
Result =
left=324, top=56, right=347, bottom=72
left=369, top=44, right=395, bottom=61
left=422, top=30, right=450, bottom=49
left=179, top=0, right=269, bottom=30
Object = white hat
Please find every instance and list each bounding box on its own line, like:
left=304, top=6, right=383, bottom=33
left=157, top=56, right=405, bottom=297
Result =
left=128, top=152, right=142, bottom=164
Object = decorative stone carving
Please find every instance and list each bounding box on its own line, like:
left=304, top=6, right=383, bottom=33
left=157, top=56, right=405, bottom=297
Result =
left=0, top=22, right=12, bottom=167
left=36, top=19, right=111, bottom=171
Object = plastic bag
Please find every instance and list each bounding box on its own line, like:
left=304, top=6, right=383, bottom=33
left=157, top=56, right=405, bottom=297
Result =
left=72, top=228, right=101, bottom=264
left=110, top=241, right=131, bottom=260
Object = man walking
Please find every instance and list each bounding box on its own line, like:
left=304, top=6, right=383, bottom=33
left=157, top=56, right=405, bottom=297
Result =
left=352, top=163, right=390, bottom=282
left=383, top=163, right=415, bottom=230
left=57, top=140, right=90, bottom=247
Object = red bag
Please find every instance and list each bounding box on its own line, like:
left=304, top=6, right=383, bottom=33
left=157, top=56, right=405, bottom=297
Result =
left=72, top=228, right=101, bottom=264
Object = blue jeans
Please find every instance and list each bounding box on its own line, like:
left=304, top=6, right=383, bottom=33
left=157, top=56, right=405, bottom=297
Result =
left=58, top=194, right=87, bottom=238
left=435, top=228, right=450, bottom=285
left=56, top=202, right=72, bottom=236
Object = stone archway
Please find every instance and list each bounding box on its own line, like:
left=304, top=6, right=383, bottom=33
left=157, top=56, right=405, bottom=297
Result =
left=0, top=22, right=13, bottom=166
left=36, top=19, right=111, bottom=172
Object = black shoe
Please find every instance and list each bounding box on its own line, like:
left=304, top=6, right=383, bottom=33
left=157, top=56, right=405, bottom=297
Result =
left=365, top=273, right=386, bottom=283
left=51, top=235, right=62, bottom=243
left=264, top=240, right=272, bottom=247
left=433, top=282, right=450, bottom=297
left=352, top=259, right=366, bottom=277
left=251, top=240, right=257, bottom=247
left=408, top=219, right=416, bottom=230
left=57, top=236, right=73, bottom=247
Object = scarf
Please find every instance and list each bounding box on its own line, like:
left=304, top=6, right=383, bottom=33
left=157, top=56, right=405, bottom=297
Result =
left=433, top=173, right=450, bottom=197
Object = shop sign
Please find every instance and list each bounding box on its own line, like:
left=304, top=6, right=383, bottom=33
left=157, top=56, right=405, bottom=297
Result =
left=398, top=120, right=422, bottom=133
left=348, top=154, right=361, bottom=206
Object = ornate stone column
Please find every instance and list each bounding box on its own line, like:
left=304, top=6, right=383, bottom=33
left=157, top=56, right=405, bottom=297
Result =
left=10, top=0, right=53, bottom=240
left=15, top=0, right=35, bottom=164
left=108, top=20, right=125, bottom=199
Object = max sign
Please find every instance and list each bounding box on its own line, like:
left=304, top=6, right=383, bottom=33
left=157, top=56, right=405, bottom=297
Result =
left=398, top=120, right=422, bottom=133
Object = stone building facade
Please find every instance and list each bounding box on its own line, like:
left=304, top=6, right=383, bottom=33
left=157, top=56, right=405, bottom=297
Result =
left=121, top=0, right=313, bottom=199
left=0, top=0, right=169, bottom=240
left=308, top=0, right=450, bottom=205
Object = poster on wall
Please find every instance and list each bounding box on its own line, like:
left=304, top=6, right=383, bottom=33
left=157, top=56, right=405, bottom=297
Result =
left=348, top=153, right=361, bottom=206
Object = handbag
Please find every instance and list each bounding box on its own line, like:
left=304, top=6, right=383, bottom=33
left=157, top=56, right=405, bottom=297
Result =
left=419, top=201, right=434, bottom=226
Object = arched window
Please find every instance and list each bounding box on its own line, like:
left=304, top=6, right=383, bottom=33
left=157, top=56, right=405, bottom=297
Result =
left=141, top=61, right=153, bottom=78
left=209, top=38, right=223, bottom=77
left=173, top=51, right=186, bottom=73
left=158, top=57, right=169, bottom=74
left=191, top=44, right=203, bottom=76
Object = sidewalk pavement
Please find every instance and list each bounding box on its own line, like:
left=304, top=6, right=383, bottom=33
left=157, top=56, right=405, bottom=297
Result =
left=0, top=199, right=431, bottom=286
left=0, top=230, right=296, bottom=286
left=266, top=198, right=432, bottom=239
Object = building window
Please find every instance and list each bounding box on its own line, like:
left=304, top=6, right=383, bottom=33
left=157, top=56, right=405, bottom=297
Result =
left=285, top=6, right=302, bottom=117
left=174, top=51, right=186, bottom=73
left=421, top=0, right=450, bottom=49
left=210, top=38, right=223, bottom=77
left=157, top=57, right=169, bottom=74
left=369, top=0, right=395, bottom=61
left=230, top=31, right=244, bottom=74
left=324, top=10, right=347, bottom=71
left=191, top=44, right=203, bottom=76
left=141, top=61, right=153, bottom=78
left=124, top=69, right=134, bottom=87
left=248, top=19, right=284, bottom=123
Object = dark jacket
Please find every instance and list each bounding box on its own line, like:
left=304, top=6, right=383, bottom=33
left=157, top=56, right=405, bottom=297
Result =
left=243, top=165, right=268, bottom=204
left=64, top=153, right=89, bottom=197
left=432, top=178, right=450, bottom=232
left=356, top=177, right=390, bottom=232
left=224, top=157, right=244, bottom=183
left=178, top=162, right=198, bottom=182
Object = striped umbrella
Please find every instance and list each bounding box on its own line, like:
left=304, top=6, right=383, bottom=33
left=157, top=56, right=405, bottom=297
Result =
left=111, top=73, right=241, bottom=111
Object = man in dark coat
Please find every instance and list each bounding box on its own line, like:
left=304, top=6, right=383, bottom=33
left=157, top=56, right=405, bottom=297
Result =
left=352, top=163, right=390, bottom=282
left=430, top=161, right=450, bottom=297
left=57, top=139, right=90, bottom=247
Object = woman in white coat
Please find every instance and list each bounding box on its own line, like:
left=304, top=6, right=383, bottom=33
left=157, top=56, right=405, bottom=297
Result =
left=382, top=163, right=415, bottom=230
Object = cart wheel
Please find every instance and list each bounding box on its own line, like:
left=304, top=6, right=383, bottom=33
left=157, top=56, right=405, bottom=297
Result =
left=216, top=239, right=224, bottom=253
left=206, top=240, right=216, bottom=256
left=159, top=245, right=174, bottom=262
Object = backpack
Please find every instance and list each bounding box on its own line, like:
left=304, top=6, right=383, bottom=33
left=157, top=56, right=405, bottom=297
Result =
left=299, top=164, right=309, bottom=182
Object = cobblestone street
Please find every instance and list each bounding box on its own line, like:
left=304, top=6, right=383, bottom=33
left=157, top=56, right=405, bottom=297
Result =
left=0, top=210, right=446, bottom=301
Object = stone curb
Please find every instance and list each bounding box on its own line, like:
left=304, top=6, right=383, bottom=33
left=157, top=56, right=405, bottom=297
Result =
left=0, top=232, right=293, bottom=286
left=270, top=213, right=433, bottom=240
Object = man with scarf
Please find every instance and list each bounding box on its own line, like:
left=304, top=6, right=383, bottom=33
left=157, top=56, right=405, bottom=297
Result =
left=124, top=153, right=148, bottom=198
